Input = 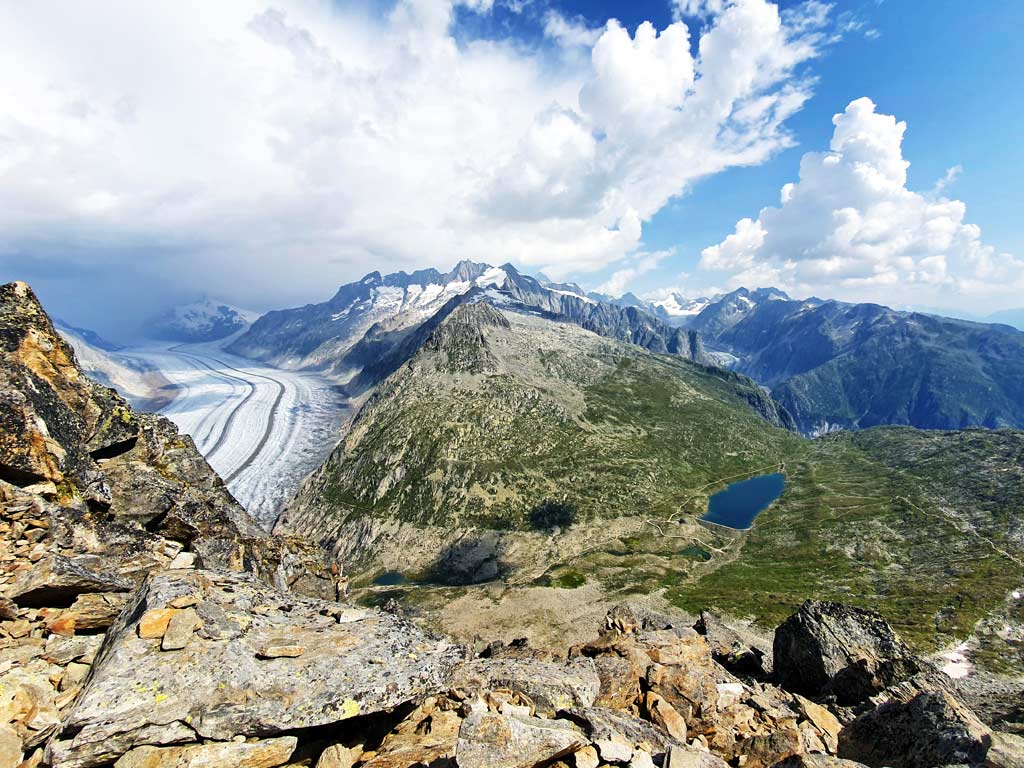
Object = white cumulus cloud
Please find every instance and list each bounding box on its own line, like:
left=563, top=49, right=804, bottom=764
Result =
left=699, top=97, right=1024, bottom=310
left=1, top=0, right=830, bottom=332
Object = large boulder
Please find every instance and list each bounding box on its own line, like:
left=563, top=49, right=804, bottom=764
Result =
left=455, top=708, right=585, bottom=768
left=45, top=568, right=465, bottom=768
left=773, top=601, right=923, bottom=704
left=837, top=689, right=992, bottom=768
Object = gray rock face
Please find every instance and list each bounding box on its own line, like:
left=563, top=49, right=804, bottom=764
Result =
left=837, top=690, right=992, bottom=768
left=455, top=708, right=586, bottom=768
left=450, top=657, right=601, bottom=716
left=113, top=736, right=298, bottom=768
left=7, top=554, right=133, bottom=607
left=773, top=600, right=923, bottom=704
left=46, top=568, right=465, bottom=768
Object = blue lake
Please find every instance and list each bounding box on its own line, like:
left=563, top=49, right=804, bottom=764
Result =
left=373, top=571, right=408, bottom=586
left=700, top=472, right=785, bottom=530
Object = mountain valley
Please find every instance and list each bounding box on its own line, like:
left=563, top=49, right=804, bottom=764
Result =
left=4, top=274, right=1023, bottom=768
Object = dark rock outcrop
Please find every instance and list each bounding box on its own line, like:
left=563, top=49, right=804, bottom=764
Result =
left=837, top=689, right=992, bottom=768
left=773, top=600, right=923, bottom=704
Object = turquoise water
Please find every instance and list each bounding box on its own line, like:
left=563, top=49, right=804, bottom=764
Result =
left=372, top=571, right=408, bottom=586
left=700, top=473, right=785, bottom=530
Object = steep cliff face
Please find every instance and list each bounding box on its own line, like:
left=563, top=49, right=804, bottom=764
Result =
left=0, top=281, right=334, bottom=594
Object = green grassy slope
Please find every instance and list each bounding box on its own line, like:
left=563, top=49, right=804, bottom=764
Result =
left=286, top=304, right=1023, bottom=665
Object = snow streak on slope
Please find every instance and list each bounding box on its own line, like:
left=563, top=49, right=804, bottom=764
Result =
left=121, top=342, right=348, bottom=528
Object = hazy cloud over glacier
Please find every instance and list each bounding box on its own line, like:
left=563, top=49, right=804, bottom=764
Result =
left=0, top=0, right=829, bottom=332
left=698, top=98, right=1024, bottom=309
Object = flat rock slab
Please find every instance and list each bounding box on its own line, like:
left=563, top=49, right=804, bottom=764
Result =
left=450, top=657, right=600, bottom=716
left=455, top=709, right=586, bottom=768
left=46, top=568, right=465, bottom=768
left=6, top=554, right=133, bottom=608
left=113, top=737, right=298, bottom=768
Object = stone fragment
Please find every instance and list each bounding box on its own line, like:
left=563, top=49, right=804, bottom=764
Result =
left=565, top=706, right=681, bottom=758
left=663, top=745, right=731, bottom=768
left=773, top=601, right=922, bottom=704
left=0, top=723, right=21, bottom=768
left=256, top=644, right=304, bottom=659
left=167, top=552, right=196, bottom=570
left=793, top=694, right=840, bottom=753
left=595, top=736, right=634, bottom=762
left=773, top=757, right=870, bottom=768
left=646, top=691, right=688, bottom=742
left=572, top=745, right=600, bottom=768
left=0, top=597, right=17, bottom=621
left=838, top=689, right=991, bottom=768
left=59, top=592, right=129, bottom=631
left=7, top=555, right=132, bottom=608
left=734, top=728, right=803, bottom=768
left=60, top=662, right=91, bottom=692
left=162, top=607, right=199, bottom=650
left=137, top=608, right=176, bottom=640
left=986, top=732, right=1024, bottom=768
left=46, top=568, right=464, bottom=768
left=315, top=744, right=361, bottom=768
left=630, top=749, right=657, bottom=768
left=112, top=736, right=297, bottom=768
left=455, top=709, right=585, bottom=768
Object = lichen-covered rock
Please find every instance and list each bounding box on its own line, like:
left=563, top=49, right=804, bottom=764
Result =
left=112, top=736, right=298, bottom=768
left=773, top=601, right=923, bottom=704
left=837, top=689, right=992, bottom=768
left=455, top=709, right=585, bottom=768
left=563, top=706, right=683, bottom=758
left=449, top=657, right=600, bottom=716
left=7, top=554, right=132, bottom=608
left=45, top=568, right=465, bottom=768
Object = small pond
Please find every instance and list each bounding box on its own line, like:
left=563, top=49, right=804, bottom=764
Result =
left=700, top=472, right=785, bottom=530
left=372, top=571, right=408, bottom=586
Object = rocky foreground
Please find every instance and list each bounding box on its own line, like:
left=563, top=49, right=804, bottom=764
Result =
left=1, top=279, right=1022, bottom=768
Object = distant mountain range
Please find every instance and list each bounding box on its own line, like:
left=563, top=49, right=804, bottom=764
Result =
left=683, top=288, right=1024, bottom=434
left=228, top=260, right=707, bottom=391
left=142, top=298, right=258, bottom=343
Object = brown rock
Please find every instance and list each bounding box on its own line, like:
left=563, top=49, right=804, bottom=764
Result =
left=137, top=608, right=175, bottom=640
left=735, top=727, right=803, bottom=768
left=572, top=745, right=600, bottom=768
left=646, top=691, right=688, bottom=743
left=256, top=644, right=305, bottom=659
left=315, top=744, right=361, bottom=768
left=46, top=615, right=76, bottom=637
left=112, top=736, right=297, bottom=767
left=793, top=694, right=840, bottom=753
left=0, top=723, right=21, bottom=768
left=60, top=592, right=129, bottom=631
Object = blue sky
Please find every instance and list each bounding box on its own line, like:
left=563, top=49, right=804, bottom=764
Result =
left=2, top=0, right=1022, bottom=336
left=629, top=0, right=1024, bottom=304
